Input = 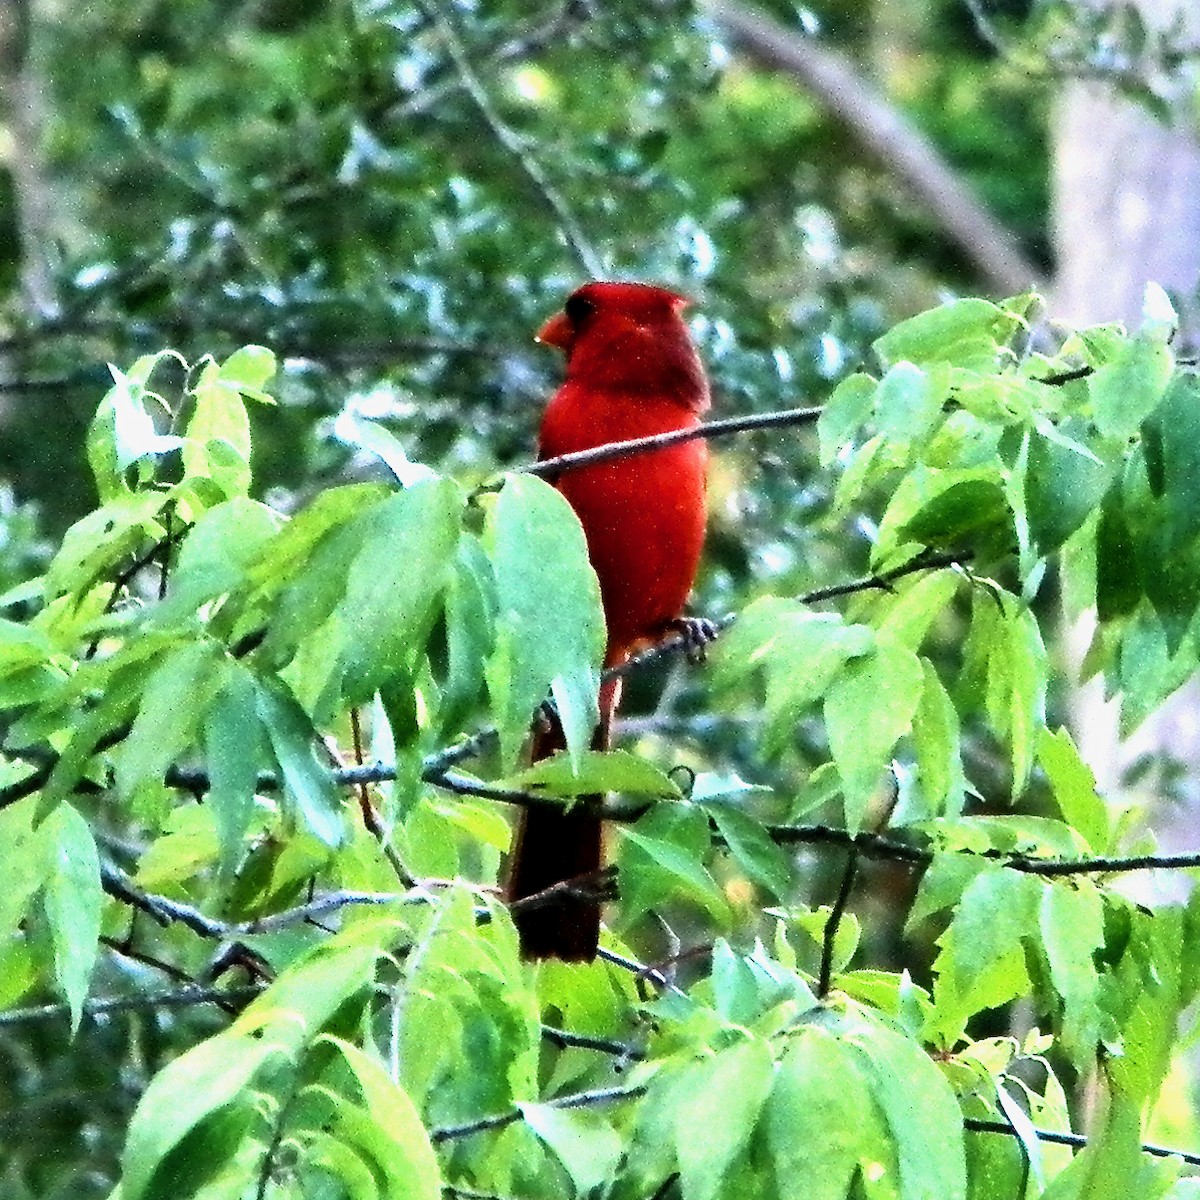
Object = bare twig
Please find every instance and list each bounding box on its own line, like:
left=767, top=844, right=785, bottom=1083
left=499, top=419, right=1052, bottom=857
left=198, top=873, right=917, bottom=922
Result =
left=385, top=1, right=592, bottom=124
left=817, top=848, right=858, bottom=999
left=508, top=864, right=619, bottom=914
left=540, top=1024, right=645, bottom=1061
left=417, top=0, right=604, bottom=278
left=522, top=404, right=823, bottom=482
left=100, top=859, right=420, bottom=938
left=0, top=984, right=262, bottom=1027
left=431, top=1083, right=647, bottom=1143
left=964, top=1117, right=1200, bottom=1169
left=764, top=822, right=1200, bottom=878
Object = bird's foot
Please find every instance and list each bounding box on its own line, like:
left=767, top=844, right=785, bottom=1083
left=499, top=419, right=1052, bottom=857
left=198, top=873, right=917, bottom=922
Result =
left=667, top=616, right=721, bottom=664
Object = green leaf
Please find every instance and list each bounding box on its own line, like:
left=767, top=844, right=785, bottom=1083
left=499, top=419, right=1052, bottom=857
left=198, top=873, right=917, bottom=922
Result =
left=183, top=361, right=253, bottom=496
left=874, top=361, right=947, bottom=461
left=618, top=805, right=731, bottom=928
left=257, top=487, right=391, bottom=667
left=45, top=490, right=169, bottom=602
left=910, top=660, right=965, bottom=820
left=216, top=345, right=277, bottom=402
left=394, top=889, right=537, bottom=1117
left=996, top=604, right=1048, bottom=796
left=767, top=1028, right=892, bottom=1200
left=504, top=749, right=681, bottom=799
left=1089, top=332, right=1172, bottom=441
left=1141, top=373, right=1200, bottom=548
left=873, top=297, right=1017, bottom=371
left=333, top=411, right=439, bottom=487
left=701, top=798, right=793, bottom=899
left=715, top=598, right=872, bottom=755
left=333, top=477, right=461, bottom=709
left=674, top=1038, right=775, bottom=1200
left=439, top=535, right=496, bottom=735
left=1035, top=727, right=1109, bottom=851
left=484, top=475, right=604, bottom=768
left=906, top=854, right=988, bottom=931
left=877, top=570, right=962, bottom=653
left=321, top=1036, right=442, bottom=1200
left=251, top=482, right=390, bottom=609
left=893, top=472, right=1013, bottom=562
left=1039, top=881, right=1103, bottom=1072
left=307, top=1134, right=379, bottom=1200
left=115, top=640, right=222, bottom=804
left=98, top=363, right=185, bottom=474
left=824, top=635, right=924, bottom=831
left=1095, top=480, right=1140, bottom=623
left=156, top=498, right=280, bottom=621
left=41, top=801, right=101, bottom=1035
left=929, top=868, right=1040, bottom=1041
left=844, top=1020, right=967, bottom=1200
left=119, top=1032, right=274, bottom=1200
left=255, top=679, right=344, bottom=846
left=1025, top=422, right=1115, bottom=554
left=817, top=372, right=877, bottom=466
left=520, top=1104, right=622, bottom=1195
left=710, top=938, right=814, bottom=1024
left=204, top=663, right=267, bottom=877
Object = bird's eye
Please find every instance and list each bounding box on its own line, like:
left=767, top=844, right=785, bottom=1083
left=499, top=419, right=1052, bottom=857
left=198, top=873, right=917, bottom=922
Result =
left=564, top=293, right=595, bottom=325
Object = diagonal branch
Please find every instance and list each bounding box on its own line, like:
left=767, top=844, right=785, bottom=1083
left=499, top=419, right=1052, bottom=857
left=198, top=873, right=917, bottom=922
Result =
left=416, top=0, right=604, bottom=278
left=702, top=0, right=1042, bottom=294
left=521, top=403, right=824, bottom=481
left=431, top=1083, right=647, bottom=1143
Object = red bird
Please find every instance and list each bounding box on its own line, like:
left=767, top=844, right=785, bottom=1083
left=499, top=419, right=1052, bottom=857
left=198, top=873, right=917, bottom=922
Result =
left=506, top=281, right=712, bottom=961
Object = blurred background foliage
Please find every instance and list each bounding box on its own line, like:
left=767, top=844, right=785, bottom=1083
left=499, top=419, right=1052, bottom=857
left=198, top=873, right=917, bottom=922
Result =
left=2, top=0, right=1194, bottom=1195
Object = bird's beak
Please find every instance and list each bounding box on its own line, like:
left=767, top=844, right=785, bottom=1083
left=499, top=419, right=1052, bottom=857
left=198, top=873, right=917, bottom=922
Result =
left=535, top=312, right=573, bottom=350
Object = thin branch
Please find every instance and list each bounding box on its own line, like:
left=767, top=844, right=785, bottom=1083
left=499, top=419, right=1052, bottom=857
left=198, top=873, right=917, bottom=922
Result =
left=799, top=546, right=973, bottom=604
left=763, top=823, right=1200, bottom=877
left=540, top=1024, right=645, bottom=1061
left=963, top=1117, right=1200, bottom=1168
left=508, top=864, right=619, bottom=914
left=100, top=861, right=227, bottom=939
left=431, top=1083, right=647, bottom=1144
left=596, top=945, right=688, bottom=997
left=385, top=1, right=592, bottom=124
left=522, top=404, right=824, bottom=482
left=417, top=0, right=604, bottom=278
left=100, top=859, right=420, bottom=939
left=0, top=984, right=262, bottom=1027
left=817, top=848, right=858, bottom=999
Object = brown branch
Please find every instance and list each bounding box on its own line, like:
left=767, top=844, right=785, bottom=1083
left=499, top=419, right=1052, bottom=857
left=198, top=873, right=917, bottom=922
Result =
left=540, top=1024, right=645, bottom=1061
left=100, top=859, right=420, bottom=938
left=431, top=1084, right=647, bottom=1144
left=508, top=864, right=619, bottom=914
left=964, top=1117, right=1200, bottom=1169
left=702, top=0, right=1042, bottom=294
left=817, top=848, right=858, bottom=999
left=0, top=984, right=263, bottom=1027
left=763, top=822, right=1200, bottom=877
left=522, top=404, right=823, bottom=482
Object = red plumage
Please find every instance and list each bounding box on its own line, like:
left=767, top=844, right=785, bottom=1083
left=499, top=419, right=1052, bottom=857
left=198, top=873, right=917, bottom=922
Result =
left=506, top=281, right=710, bottom=961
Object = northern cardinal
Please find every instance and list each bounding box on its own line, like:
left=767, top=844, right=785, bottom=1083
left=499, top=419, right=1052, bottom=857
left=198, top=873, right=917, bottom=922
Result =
left=506, top=281, right=711, bottom=960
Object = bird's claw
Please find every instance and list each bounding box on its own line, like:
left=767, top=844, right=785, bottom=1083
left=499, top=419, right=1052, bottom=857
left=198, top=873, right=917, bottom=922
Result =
left=668, top=616, right=721, bottom=663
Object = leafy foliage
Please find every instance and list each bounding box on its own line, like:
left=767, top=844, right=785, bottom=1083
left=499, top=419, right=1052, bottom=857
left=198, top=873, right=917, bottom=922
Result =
left=5, top=2, right=1200, bottom=1198
left=0, top=280, right=1199, bottom=1198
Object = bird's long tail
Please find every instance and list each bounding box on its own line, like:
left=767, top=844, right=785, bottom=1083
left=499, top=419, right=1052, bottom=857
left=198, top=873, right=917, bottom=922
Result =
left=506, top=675, right=621, bottom=961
